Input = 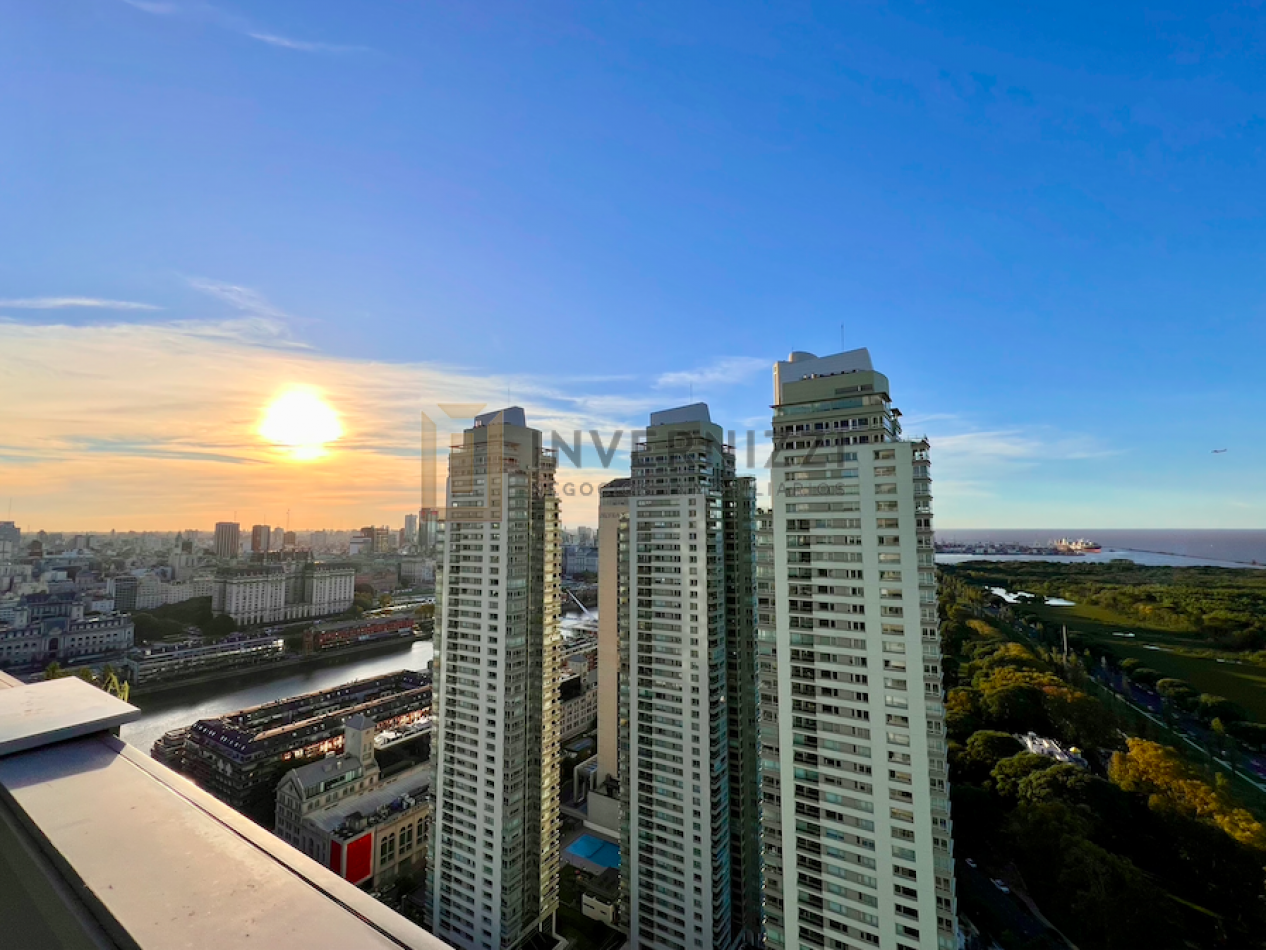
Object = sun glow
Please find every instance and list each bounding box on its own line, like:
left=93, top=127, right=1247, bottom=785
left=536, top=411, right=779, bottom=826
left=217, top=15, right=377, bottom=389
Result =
left=259, top=388, right=343, bottom=460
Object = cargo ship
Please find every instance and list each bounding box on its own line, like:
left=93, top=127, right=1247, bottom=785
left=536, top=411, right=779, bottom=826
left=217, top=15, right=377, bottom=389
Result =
left=1053, top=538, right=1102, bottom=554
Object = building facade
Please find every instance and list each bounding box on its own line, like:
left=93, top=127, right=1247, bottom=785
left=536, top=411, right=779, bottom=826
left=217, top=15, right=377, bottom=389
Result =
left=760, top=349, right=956, bottom=950
left=125, top=633, right=286, bottom=686
left=427, top=407, right=563, bottom=950
left=617, top=404, right=760, bottom=950
left=214, top=522, right=241, bottom=560
left=252, top=524, right=271, bottom=554
left=0, top=593, right=134, bottom=668
left=276, top=717, right=431, bottom=891
left=210, top=559, right=355, bottom=626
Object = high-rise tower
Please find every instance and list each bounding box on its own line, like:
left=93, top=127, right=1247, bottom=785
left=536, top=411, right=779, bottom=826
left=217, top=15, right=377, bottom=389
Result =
left=427, top=408, right=562, bottom=950
left=618, top=404, right=760, bottom=950
left=251, top=524, right=270, bottom=554
left=760, top=350, right=956, bottom=950
left=213, top=522, right=240, bottom=560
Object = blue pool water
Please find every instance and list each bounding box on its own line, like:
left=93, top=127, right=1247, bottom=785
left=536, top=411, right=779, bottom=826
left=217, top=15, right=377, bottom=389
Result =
left=565, top=834, right=621, bottom=869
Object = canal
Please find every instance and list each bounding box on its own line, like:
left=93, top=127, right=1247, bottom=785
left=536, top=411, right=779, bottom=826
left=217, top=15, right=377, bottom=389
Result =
left=120, top=640, right=435, bottom=754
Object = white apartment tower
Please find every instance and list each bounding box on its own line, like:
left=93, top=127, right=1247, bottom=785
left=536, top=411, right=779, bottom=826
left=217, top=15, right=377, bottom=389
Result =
left=760, top=350, right=956, bottom=950
left=618, top=404, right=761, bottom=950
left=427, top=408, right=563, bottom=950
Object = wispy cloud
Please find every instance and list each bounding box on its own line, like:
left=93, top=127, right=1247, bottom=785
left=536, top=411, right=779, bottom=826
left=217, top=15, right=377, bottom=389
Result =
left=655, top=356, right=767, bottom=391
left=119, top=1, right=368, bottom=54
left=187, top=277, right=289, bottom=319
left=246, top=32, right=368, bottom=54
left=0, top=297, right=160, bottom=311
left=122, top=0, right=177, bottom=13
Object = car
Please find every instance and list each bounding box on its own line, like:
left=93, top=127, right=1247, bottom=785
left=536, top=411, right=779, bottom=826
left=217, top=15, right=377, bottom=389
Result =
left=992, top=879, right=1010, bottom=894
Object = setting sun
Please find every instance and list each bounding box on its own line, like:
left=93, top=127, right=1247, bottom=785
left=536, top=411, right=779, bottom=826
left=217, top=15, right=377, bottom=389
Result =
left=258, top=388, right=343, bottom=460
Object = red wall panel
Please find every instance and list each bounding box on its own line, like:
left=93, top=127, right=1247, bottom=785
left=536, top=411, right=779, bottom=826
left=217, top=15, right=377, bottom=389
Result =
left=345, top=833, right=373, bottom=885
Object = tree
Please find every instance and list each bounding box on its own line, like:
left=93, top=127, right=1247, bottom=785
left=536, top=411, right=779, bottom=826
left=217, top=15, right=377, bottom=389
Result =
left=990, top=752, right=1059, bottom=799
left=43, top=661, right=67, bottom=680
left=959, top=730, right=1023, bottom=782
left=1127, top=667, right=1162, bottom=688
left=1043, top=685, right=1116, bottom=752
left=1109, top=738, right=1266, bottom=851
left=945, top=687, right=982, bottom=741
left=1017, top=763, right=1093, bottom=806
left=981, top=681, right=1049, bottom=734
left=1056, top=837, right=1175, bottom=949
left=1197, top=694, right=1245, bottom=723
left=1155, top=678, right=1198, bottom=711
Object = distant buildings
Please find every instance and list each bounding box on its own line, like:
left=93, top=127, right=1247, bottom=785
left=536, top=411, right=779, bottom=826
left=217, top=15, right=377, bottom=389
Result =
left=303, top=615, right=414, bottom=654
left=214, top=522, right=241, bottom=560
left=109, top=572, right=215, bottom=613
left=0, top=592, right=134, bottom=668
left=399, top=555, right=435, bottom=588
left=418, top=508, right=439, bottom=551
left=125, top=633, right=286, bottom=687
left=428, top=407, right=562, bottom=950
left=210, top=558, right=355, bottom=626
left=251, top=524, right=271, bottom=554
left=562, top=543, right=598, bottom=576
left=0, top=520, right=19, bottom=562
left=404, top=513, right=419, bottom=544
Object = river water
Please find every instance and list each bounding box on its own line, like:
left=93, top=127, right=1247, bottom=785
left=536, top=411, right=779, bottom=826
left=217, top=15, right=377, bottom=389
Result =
left=120, top=640, right=435, bottom=754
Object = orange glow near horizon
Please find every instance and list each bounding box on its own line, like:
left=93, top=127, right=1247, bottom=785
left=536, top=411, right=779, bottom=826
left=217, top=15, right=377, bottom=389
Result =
left=258, top=388, right=343, bottom=460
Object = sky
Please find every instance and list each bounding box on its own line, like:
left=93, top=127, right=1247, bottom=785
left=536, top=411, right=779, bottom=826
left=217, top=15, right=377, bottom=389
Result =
left=2, top=0, right=1265, bottom=532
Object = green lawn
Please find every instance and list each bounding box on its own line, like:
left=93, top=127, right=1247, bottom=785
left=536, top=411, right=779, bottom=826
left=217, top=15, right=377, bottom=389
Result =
left=1028, top=602, right=1266, bottom=721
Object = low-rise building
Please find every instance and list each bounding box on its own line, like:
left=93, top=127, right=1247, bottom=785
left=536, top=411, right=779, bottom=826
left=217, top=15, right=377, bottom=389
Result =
left=560, top=671, right=598, bottom=740
left=304, top=615, right=414, bottom=654
left=125, top=634, right=286, bottom=686
left=276, top=716, right=430, bottom=890
left=1017, top=731, right=1088, bottom=768
left=276, top=715, right=381, bottom=840
left=0, top=593, right=134, bottom=669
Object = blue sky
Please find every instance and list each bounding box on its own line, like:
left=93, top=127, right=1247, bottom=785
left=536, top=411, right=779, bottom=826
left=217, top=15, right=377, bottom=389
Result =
left=1, top=1, right=1264, bottom=530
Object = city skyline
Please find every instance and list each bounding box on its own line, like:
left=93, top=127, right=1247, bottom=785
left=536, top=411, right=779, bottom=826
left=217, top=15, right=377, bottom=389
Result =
left=3, top=2, right=1265, bottom=532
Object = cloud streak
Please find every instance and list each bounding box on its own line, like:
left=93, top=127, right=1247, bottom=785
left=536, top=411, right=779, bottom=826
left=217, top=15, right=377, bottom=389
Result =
left=246, top=32, right=368, bottom=54
left=121, top=0, right=177, bottom=13
left=655, top=356, right=768, bottom=391
left=119, top=1, right=368, bottom=54
left=187, top=277, right=289, bottom=319
left=0, top=297, right=160, bottom=311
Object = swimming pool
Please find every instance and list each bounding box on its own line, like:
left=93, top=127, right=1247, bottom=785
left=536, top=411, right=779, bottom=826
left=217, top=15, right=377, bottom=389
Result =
left=564, top=834, right=621, bottom=869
